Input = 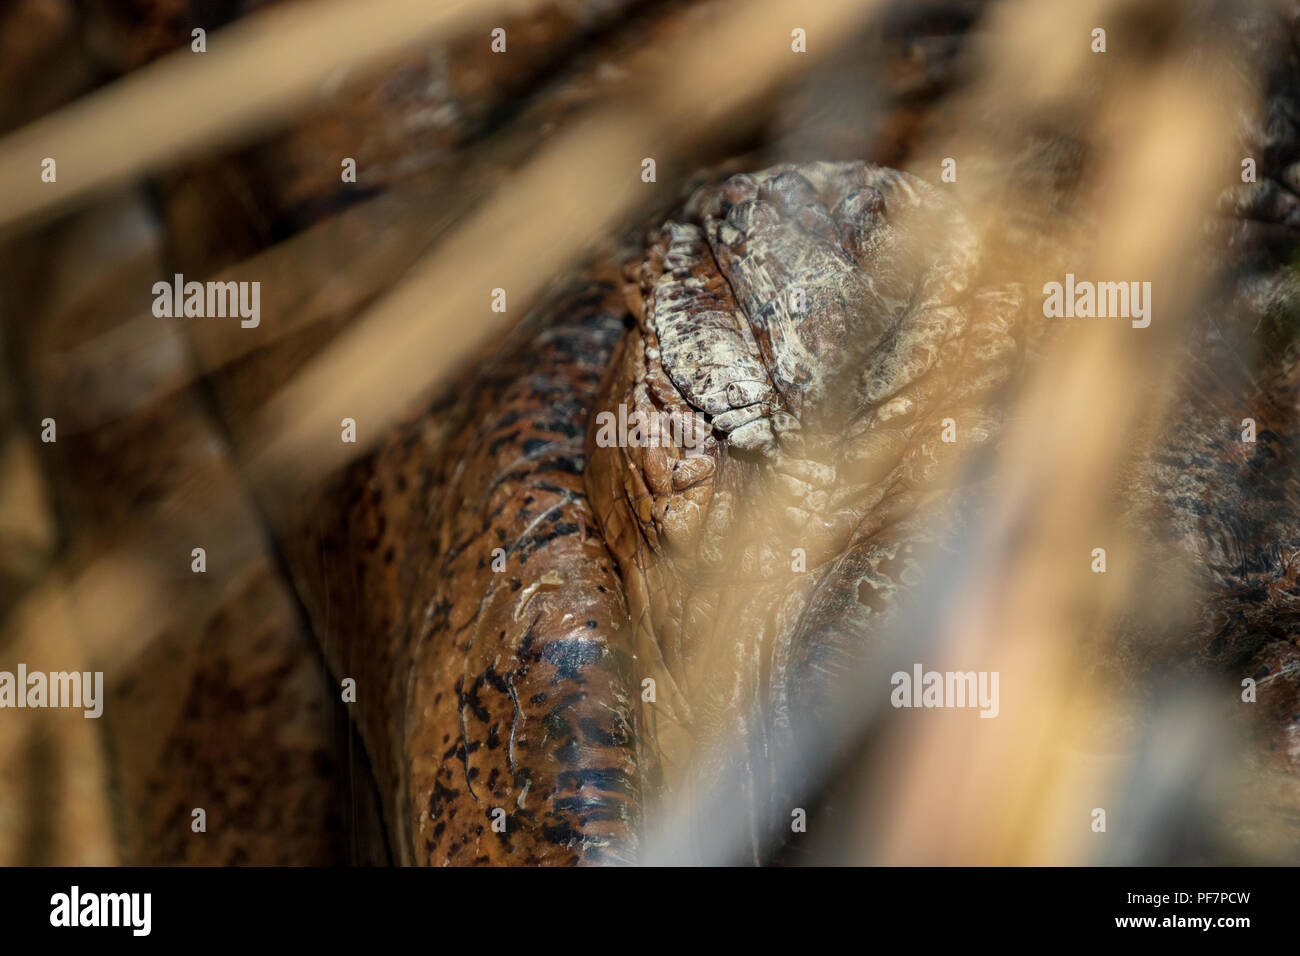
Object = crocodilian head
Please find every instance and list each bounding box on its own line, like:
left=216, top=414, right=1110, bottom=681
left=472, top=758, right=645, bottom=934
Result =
left=586, top=161, right=1024, bottom=862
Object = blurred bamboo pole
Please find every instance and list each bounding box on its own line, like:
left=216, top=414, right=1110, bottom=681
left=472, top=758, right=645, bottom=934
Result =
left=0, top=0, right=541, bottom=233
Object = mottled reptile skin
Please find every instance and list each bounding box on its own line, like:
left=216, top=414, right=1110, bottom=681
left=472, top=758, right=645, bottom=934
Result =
left=5, top=0, right=1300, bottom=866
left=289, top=273, right=642, bottom=865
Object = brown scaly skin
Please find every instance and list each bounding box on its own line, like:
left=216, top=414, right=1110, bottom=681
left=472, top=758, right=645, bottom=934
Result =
left=8, top=0, right=1300, bottom=865
left=0, top=0, right=1007, bottom=866
left=132, top=1, right=982, bottom=865
left=288, top=272, right=642, bottom=865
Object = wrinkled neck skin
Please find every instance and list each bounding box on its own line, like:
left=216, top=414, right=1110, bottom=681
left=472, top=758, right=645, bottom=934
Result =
left=585, top=161, right=1027, bottom=861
